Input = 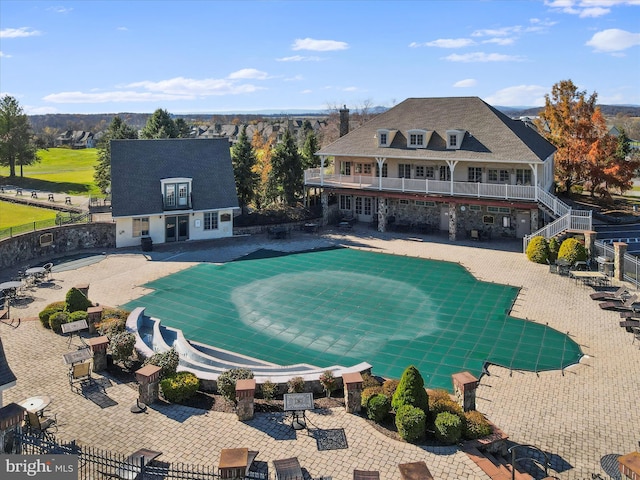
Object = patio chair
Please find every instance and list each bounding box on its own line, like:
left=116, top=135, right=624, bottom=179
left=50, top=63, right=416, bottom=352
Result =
left=69, top=361, right=93, bottom=394
left=599, top=294, right=638, bottom=311
left=354, top=470, right=380, bottom=480
left=547, top=259, right=558, bottom=274
left=590, top=285, right=628, bottom=301
left=26, top=411, right=57, bottom=435
left=273, top=457, right=303, bottom=480
left=43, top=262, right=54, bottom=280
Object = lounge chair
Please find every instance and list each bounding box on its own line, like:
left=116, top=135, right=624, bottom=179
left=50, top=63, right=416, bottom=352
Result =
left=354, top=470, right=380, bottom=480
left=599, top=294, right=639, bottom=311
left=26, top=410, right=57, bottom=435
left=590, top=286, right=628, bottom=301
left=69, top=361, right=93, bottom=394
left=273, top=457, right=303, bottom=480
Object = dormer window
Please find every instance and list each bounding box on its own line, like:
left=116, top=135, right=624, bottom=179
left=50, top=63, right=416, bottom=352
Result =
left=161, top=177, right=192, bottom=210
left=407, top=129, right=429, bottom=149
left=446, top=129, right=465, bottom=150
left=377, top=129, right=390, bottom=147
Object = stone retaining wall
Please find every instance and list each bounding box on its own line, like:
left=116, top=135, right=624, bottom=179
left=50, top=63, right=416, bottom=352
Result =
left=0, top=223, right=116, bottom=270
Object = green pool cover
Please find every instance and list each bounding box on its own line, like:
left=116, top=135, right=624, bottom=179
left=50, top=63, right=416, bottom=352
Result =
left=123, top=248, right=582, bottom=390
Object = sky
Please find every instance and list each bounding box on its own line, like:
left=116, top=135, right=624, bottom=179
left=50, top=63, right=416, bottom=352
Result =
left=1, top=0, right=639, bottom=115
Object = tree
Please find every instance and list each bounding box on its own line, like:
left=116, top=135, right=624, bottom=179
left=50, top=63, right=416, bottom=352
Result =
left=231, top=126, right=259, bottom=212
left=174, top=118, right=191, bottom=138
left=535, top=80, right=599, bottom=193
left=0, top=95, right=40, bottom=177
left=251, top=130, right=273, bottom=210
left=94, top=116, right=138, bottom=193
left=140, top=108, right=178, bottom=139
left=300, top=120, right=320, bottom=169
left=391, top=365, right=429, bottom=413
left=267, top=129, right=304, bottom=205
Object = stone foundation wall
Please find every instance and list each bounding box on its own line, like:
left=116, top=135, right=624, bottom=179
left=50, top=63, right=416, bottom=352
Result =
left=0, top=223, right=116, bottom=269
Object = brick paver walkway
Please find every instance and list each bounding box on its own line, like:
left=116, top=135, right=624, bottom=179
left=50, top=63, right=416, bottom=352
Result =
left=1, top=226, right=638, bottom=479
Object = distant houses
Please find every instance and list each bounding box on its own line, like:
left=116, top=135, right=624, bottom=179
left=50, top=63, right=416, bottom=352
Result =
left=54, top=130, right=96, bottom=148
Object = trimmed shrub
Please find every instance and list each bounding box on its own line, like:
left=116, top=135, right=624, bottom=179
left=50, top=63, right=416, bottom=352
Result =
left=434, top=411, right=463, bottom=445
left=160, top=371, right=200, bottom=403
left=366, top=394, right=391, bottom=423
left=361, top=386, right=384, bottom=408
left=429, top=389, right=463, bottom=417
left=260, top=380, right=277, bottom=402
left=382, top=379, right=399, bottom=398
left=143, top=349, right=179, bottom=379
left=38, top=301, right=65, bottom=329
left=395, top=404, right=426, bottom=443
left=525, top=236, right=549, bottom=264
left=68, top=310, right=88, bottom=323
left=101, top=307, right=130, bottom=321
left=217, top=368, right=255, bottom=403
left=287, top=376, right=305, bottom=393
left=110, top=332, right=136, bottom=364
left=558, top=237, right=588, bottom=265
left=65, top=287, right=92, bottom=313
left=361, top=372, right=381, bottom=389
left=463, top=410, right=493, bottom=440
left=391, top=365, right=429, bottom=413
left=548, top=237, right=560, bottom=263
left=319, top=370, right=337, bottom=397
left=95, top=317, right=126, bottom=338
left=49, top=311, right=69, bottom=334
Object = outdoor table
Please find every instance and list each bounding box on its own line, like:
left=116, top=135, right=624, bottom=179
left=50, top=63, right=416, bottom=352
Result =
left=569, top=271, right=608, bottom=286
left=283, top=392, right=314, bottom=430
left=619, top=451, right=640, bottom=479
left=25, top=266, right=46, bottom=283
left=63, top=347, right=92, bottom=365
left=303, top=223, right=319, bottom=233
left=218, top=448, right=257, bottom=479
left=0, top=281, right=23, bottom=292
left=116, top=448, right=162, bottom=480
left=556, top=259, right=571, bottom=276
left=19, top=395, right=51, bottom=416
left=398, top=461, right=434, bottom=480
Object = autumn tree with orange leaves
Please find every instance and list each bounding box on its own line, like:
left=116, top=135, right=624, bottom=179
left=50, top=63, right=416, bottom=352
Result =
left=535, top=79, right=638, bottom=198
left=251, top=129, right=274, bottom=210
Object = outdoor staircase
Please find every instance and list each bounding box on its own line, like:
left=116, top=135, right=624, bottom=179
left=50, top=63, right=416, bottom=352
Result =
left=463, top=446, right=535, bottom=480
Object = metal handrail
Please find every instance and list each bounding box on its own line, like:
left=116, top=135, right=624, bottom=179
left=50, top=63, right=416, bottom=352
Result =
left=508, top=444, right=552, bottom=480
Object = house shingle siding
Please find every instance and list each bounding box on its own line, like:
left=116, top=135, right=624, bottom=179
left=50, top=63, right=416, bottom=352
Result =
left=317, top=97, right=556, bottom=162
left=110, top=138, right=238, bottom=218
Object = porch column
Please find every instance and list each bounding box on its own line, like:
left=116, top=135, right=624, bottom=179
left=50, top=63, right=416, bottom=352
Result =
left=446, top=160, right=458, bottom=195
left=377, top=198, right=387, bottom=232
left=614, top=242, right=627, bottom=281
left=320, top=155, right=327, bottom=186
left=375, top=157, right=386, bottom=191
left=448, top=202, right=457, bottom=241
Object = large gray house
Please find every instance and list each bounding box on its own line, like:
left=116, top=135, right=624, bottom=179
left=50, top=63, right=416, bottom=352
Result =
left=110, top=138, right=239, bottom=248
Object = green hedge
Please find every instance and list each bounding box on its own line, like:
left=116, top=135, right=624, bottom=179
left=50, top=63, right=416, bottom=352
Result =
left=49, top=311, right=69, bottom=334
left=463, top=410, right=493, bottom=440
left=366, top=394, right=391, bottom=423
left=160, top=371, right=200, bottom=403
left=38, top=301, right=65, bottom=329
left=65, top=287, right=92, bottom=313
left=395, top=404, right=426, bottom=443
left=526, top=236, right=549, bottom=264
left=143, top=349, right=179, bottom=379
left=391, top=365, right=429, bottom=413
left=434, top=411, right=463, bottom=445
left=558, top=237, right=588, bottom=264
left=217, top=368, right=255, bottom=403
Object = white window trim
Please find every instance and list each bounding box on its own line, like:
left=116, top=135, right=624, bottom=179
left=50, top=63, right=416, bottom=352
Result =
left=407, top=129, right=428, bottom=149
left=446, top=129, right=465, bottom=150
left=377, top=129, right=390, bottom=147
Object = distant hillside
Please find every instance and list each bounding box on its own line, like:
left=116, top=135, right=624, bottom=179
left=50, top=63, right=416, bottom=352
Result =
left=497, top=105, right=640, bottom=118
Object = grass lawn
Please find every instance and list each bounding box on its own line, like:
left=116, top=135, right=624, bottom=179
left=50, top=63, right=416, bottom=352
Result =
left=0, top=148, right=100, bottom=196
left=0, top=201, right=57, bottom=229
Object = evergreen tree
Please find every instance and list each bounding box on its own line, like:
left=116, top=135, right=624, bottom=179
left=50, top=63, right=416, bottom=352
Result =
left=391, top=365, right=429, bottom=413
left=301, top=121, right=320, bottom=169
left=140, top=108, right=178, bottom=139
left=0, top=95, right=40, bottom=177
left=267, top=129, right=304, bottom=205
left=231, top=126, right=259, bottom=212
left=174, top=118, right=191, bottom=138
left=94, top=116, right=138, bottom=193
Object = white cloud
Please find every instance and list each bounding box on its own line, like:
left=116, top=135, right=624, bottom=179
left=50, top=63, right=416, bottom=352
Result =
left=43, top=91, right=186, bottom=104
left=579, top=6, right=611, bottom=16
left=412, top=38, right=475, bottom=48
left=453, top=79, right=477, bottom=88
left=284, top=75, right=304, bottom=82
left=227, top=68, right=269, bottom=80
left=0, top=27, right=42, bottom=38
left=276, top=55, right=322, bottom=62
left=300, top=89, right=313, bottom=94
left=484, top=85, right=548, bottom=106
left=342, top=86, right=358, bottom=92
left=482, top=37, right=516, bottom=45
left=443, top=52, right=524, bottom=62
left=472, top=26, right=522, bottom=37
left=117, top=26, right=128, bottom=31
left=0, top=51, right=11, bottom=58
left=544, top=1, right=639, bottom=17
left=46, top=6, right=73, bottom=14
left=586, top=28, right=640, bottom=52
left=291, top=38, right=348, bottom=51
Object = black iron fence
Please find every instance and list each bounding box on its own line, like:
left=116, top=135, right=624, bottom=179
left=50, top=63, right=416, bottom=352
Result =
left=0, top=213, right=92, bottom=240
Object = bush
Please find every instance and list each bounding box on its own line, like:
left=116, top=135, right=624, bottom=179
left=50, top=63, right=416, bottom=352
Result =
left=287, top=376, right=305, bottom=393
left=95, top=317, right=126, bottom=338
left=110, top=332, right=136, bottom=364
left=38, top=301, right=65, bottom=329
left=428, top=389, right=463, bottom=417
left=68, top=310, right=88, bottom=323
left=548, top=237, right=560, bottom=263
left=160, top=371, right=200, bottom=403
left=558, top=237, right=588, bottom=265
left=49, top=311, right=69, bottom=334
left=144, top=349, right=179, bottom=379
left=65, top=287, right=92, bottom=313
left=101, top=307, right=130, bottom=321
left=395, top=404, right=426, bottom=443
left=434, top=411, right=463, bottom=445
left=525, top=236, right=549, bottom=264
left=260, top=380, right=277, bottom=402
left=366, top=394, right=391, bottom=423
left=361, top=386, right=384, bottom=408
left=319, top=370, right=337, bottom=397
left=217, top=368, right=254, bottom=403
left=361, top=372, right=381, bottom=389
left=382, top=379, right=399, bottom=398
left=463, top=410, right=493, bottom=440
left=391, top=365, right=429, bottom=413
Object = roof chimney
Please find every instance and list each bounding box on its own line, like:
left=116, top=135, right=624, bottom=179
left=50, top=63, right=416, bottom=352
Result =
left=339, top=105, right=349, bottom=137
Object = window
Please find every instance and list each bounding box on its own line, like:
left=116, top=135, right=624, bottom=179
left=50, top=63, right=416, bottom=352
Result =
left=133, top=217, right=149, bottom=237
left=439, top=166, right=451, bottom=181
left=355, top=197, right=363, bottom=215
left=162, top=178, right=192, bottom=210
left=341, top=161, right=351, bottom=175
left=363, top=163, right=372, bottom=174
left=204, top=212, right=218, bottom=230
left=449, top=135, right=457, bottom=147
left=375, top=163, right=388, bottom=177
left=407, top=129, right=428, bottom=148
left=415, top=165, right=425, bottom=178
left=339, top=195, right=352, bottom=210
left=380, top=133, right=387, bottom=145
left=355, top=163, right=362, bottom=174
left=399, top=164, right=411, bottom=178
left=399, top=199, right=409, bottom=205
left=364, top=198, right=372, bottom=216
left=516, top=169, right=532, bottom=185
left=446, top=129, right=465, bottom=149
left=415, top=200, right=436, bottom=207
left=377, top=129, right=390, bottom=147
left=488, top=206, right=511, bottom=214
left=469, top=205, right=481, bottom=211
left=488, top=169, right=510, bottom=183
left=468, top=167, right=482, bottom=182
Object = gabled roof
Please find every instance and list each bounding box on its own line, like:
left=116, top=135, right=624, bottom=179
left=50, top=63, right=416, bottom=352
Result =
left=0, top=338, right=17, bottom=390
left=110, top=138, right=239, bottom=217
left=317, top=97, right=556, bottom=163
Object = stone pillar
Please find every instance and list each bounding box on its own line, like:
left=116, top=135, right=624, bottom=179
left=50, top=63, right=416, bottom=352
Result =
left=378, top=198, right=387, bottom=233
left=0, top=403, right=26, bottom=454
left=235, top=378, right=256, bottom=421
left=530, top=209, right=539, bottom=233
left=342, top=372, right=363, bottom=414
left=86, top=306, right=103, bottom=334
left=321, top=191, right=329, bottom=226
left=448, top=203, right=457, bottom=241
left=583, top=231, right=597, bottom=259
left=135, top=364, right=162, bottom=405
left=86, top=335, right=109, bottom=372
left=614, top=242, right=627, bottom=281
left=75, top=283, right=89, bottom=298
left=452, top=371, right=478, bottom=412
